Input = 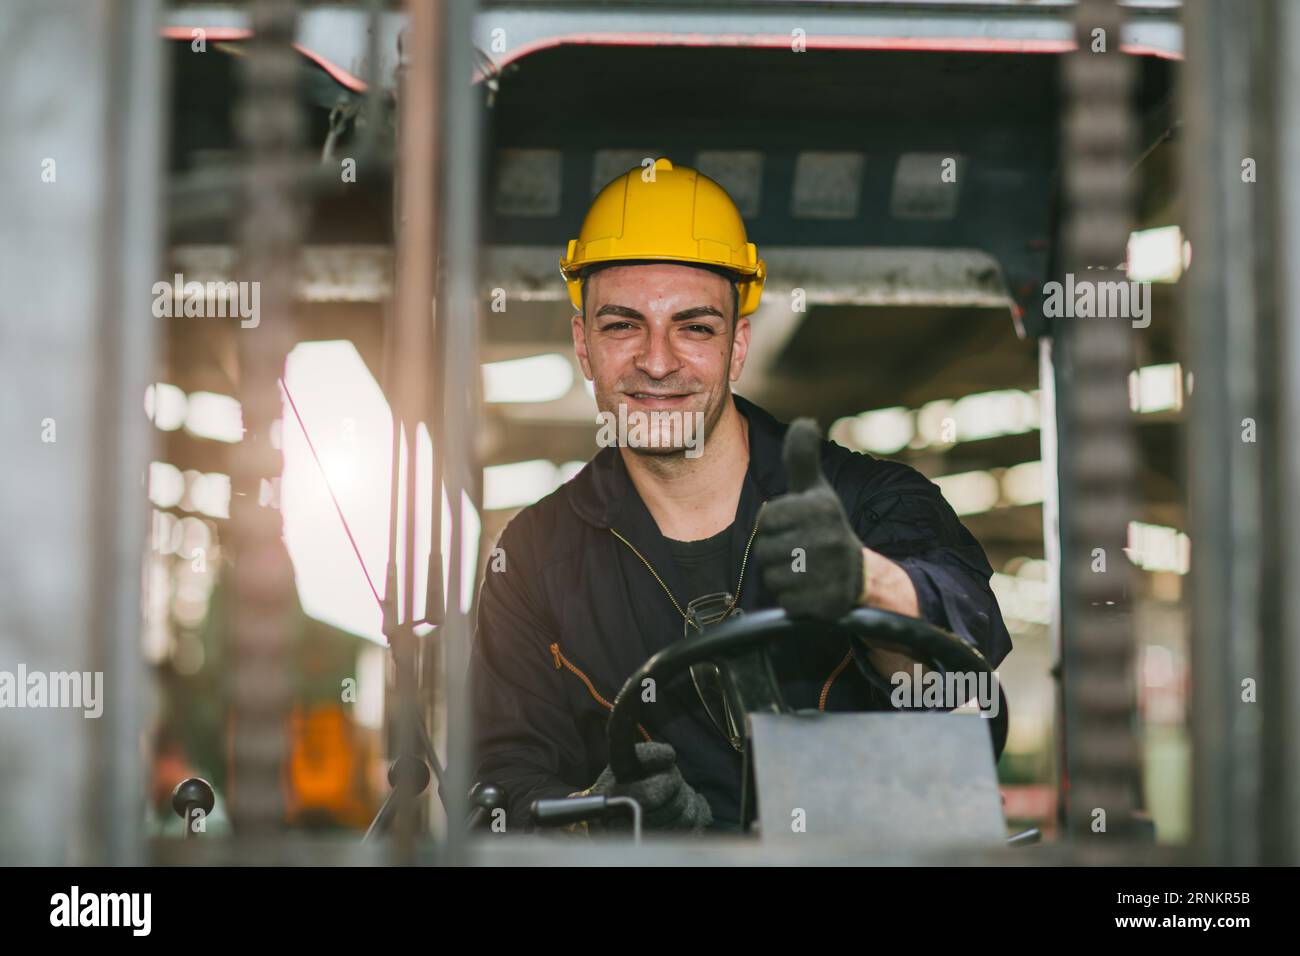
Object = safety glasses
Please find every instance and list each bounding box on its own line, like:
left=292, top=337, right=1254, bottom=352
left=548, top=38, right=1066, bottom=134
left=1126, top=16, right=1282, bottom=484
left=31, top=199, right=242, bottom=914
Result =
left=685, top=592, right=746, bottom=753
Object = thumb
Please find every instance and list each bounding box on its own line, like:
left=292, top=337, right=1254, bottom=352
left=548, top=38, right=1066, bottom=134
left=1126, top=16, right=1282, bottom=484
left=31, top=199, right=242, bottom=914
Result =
left=782, top=417, right=827, bottom=493
left=633, top=741, right=676, bottom=775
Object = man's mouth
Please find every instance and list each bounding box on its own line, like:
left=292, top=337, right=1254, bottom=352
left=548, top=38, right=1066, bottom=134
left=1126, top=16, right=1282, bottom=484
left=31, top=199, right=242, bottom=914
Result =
left=624, top=391, right=692, bottom=407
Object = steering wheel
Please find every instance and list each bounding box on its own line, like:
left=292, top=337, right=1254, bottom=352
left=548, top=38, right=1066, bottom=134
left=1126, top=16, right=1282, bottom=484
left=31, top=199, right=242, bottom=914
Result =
left=606, top=607, right=1007, bottom=782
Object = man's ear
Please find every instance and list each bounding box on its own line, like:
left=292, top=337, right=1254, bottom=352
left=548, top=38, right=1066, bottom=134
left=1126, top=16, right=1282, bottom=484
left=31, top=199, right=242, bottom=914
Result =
left=729, top=315, right=751, bottom=383
left=572, top=311, right=594, bottom=381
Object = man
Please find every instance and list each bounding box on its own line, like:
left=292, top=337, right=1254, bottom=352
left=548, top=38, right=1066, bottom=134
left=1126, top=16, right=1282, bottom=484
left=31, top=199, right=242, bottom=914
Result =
left=470, top=158, right=1011, bottom=833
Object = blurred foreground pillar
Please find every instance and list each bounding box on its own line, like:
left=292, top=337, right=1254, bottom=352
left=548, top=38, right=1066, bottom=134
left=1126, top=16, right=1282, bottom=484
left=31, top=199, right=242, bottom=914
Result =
left=0, top=0, right=164, bottom=864
left=1183, top=0, right=1300, bottom=865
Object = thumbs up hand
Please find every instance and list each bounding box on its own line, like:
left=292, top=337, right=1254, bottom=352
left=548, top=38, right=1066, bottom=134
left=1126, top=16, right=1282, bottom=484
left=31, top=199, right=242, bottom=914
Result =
left=753, top=419, right=867, bottom=622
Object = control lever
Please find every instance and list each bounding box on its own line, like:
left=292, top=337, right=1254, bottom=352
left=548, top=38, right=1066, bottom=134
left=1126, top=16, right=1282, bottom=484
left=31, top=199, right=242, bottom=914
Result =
left=531, top=794, right=643, bottom=844
left=466, top=782, right=507, bottom=831
left=171, top=777, right=215, bottom=839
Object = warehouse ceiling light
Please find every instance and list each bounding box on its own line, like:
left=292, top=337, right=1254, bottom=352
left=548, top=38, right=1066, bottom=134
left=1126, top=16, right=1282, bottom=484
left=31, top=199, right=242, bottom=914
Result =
left=932, top=469, right=1001, bottom=516
left=184, top=390, right=244, bottom=443
left=1127, top=225, right=1189, bottom=283
left=483, top=459, right=559, bottom=511
left=1129, top=362, right=1184, bottom=413
left=483, top=353, right=574, bottom=404
left=144, top=383, right=187, bottom=431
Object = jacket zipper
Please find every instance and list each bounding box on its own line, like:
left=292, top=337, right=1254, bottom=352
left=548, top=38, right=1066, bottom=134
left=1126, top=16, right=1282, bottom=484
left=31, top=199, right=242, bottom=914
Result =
left=609, top=500, right=767, bottom=631
left=818, top=651, right=855, bottom=712
left=550, top=642, right=652, bottom=742
left=609, top=503, right=853, bottom=714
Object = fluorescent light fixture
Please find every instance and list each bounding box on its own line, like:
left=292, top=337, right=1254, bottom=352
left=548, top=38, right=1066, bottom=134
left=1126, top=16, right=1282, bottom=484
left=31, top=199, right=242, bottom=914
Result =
left=897, top=390, right=1040, bottom=450
left=186, top=471, right=231, bottom=519
left=484, top=459, right=560, bottom=511
left=184, top=390, right=244, bottom=443
left=483, top=353, right=574, bottom=404
left=1127, top=225, right=1187, bottom=283
left=145, top=383, right=187, bottom=431
left=1129, top=362, right=1183, bottom=413
left=848, top=406, right=913, bottom=455
left=952, top=389, right=1038, bottom=443
left=916, top=400, right=957, bottom=446
left=1001, top=461, right=1044, bottom=506
left=1126, top=520, right=1190, bottom=574
left=148, top=461, right=185, bottom=508
left=932, top=469, right=1000, bottom=516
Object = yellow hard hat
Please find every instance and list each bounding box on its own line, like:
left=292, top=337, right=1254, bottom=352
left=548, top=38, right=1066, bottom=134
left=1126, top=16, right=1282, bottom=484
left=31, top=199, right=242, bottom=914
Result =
left=559, top=157, right=766, bottom=317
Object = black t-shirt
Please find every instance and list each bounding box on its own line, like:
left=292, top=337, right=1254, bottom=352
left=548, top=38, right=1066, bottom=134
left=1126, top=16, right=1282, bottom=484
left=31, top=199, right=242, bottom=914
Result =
left=667, top=522, right=735, bottom=607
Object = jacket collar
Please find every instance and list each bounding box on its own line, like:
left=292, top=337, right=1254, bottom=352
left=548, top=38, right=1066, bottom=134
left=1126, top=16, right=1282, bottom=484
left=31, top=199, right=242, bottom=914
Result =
left=565, top=392, right=790, bottom=529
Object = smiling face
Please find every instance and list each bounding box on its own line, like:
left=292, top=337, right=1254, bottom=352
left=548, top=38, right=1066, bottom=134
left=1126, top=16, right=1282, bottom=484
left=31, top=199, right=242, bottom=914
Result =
left=572, top=262, right=751, bottom=458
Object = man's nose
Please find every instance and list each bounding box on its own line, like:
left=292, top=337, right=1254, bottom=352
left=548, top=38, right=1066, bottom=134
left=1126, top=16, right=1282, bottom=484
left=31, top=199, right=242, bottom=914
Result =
left=635, top=325, right=681, bottom=379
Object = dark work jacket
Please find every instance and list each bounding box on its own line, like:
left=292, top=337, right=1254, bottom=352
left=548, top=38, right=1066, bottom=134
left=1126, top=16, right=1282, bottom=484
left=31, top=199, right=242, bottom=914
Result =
left=469, top=394, right=1012, bottom=830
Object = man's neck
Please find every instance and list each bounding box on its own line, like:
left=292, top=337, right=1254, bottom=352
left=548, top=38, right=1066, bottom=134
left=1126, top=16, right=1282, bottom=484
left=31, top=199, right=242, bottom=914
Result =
left=620, top=395, right=750, bottom=542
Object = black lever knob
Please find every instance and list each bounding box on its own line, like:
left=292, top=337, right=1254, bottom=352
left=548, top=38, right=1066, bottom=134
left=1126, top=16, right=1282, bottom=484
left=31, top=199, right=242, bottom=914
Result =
left=470, top=782, right=505, bottom=810
left=171, top=777, right=215, bottom=838
left=387, top=754, right=432, bottom=794
left=467, top=782, right=507, bottom=831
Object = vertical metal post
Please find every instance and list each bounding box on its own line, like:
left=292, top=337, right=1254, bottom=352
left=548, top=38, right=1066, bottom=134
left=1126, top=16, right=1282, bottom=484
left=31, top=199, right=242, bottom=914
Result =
left=1037, top=337, right=1068, bottom=834
left=1181, top=0, right=1265, bottom=866
left=387, top=0, right=441, bottom=854
left=1058, top=0, right=1142, bottom=849
left=89, top=0, right=167, bottom=864
left=439, top=0, right=484, bottom=866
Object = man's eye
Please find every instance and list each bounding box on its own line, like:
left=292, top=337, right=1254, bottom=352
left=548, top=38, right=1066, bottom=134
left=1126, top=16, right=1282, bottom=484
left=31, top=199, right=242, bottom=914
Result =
left=600, top=321, right=635, bottom=332
left=684, top=324, right=716, bottom=335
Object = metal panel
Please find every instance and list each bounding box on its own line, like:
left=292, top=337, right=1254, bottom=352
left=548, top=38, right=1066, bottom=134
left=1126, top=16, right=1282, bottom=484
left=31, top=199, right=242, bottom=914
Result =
left=159, top=2, right=1184, bottom=82
left=748, top=712, right=1005, bottom=851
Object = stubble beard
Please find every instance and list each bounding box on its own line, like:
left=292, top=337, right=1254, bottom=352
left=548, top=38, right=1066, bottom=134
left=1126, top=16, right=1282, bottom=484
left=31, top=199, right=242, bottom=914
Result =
left=594, top=383, right=730, bottom=466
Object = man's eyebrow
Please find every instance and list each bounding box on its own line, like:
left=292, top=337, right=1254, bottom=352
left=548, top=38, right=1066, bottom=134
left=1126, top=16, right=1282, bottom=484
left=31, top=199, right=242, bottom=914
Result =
left=671, top=305, right=725, bottom=322
left=593, top=304, right=644, bottom=321
left=592, top=304, right=725, bottom=322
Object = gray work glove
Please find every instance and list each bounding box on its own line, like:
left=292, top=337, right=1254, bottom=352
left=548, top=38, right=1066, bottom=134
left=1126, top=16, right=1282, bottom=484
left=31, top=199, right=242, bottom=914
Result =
left=588, top=741, right=712, bottom=833
left=753, top=418, right=866, bottom=622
